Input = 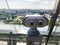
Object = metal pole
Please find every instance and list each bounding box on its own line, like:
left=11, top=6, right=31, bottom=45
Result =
left=7, top=32, right=17, bottom=45
left=6, top=0, right=12, bottom=20
left=45, top=0, right=60, bottom=45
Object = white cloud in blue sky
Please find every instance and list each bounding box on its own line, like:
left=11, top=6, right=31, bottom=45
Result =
left=0, top=0, right=55, bottom=9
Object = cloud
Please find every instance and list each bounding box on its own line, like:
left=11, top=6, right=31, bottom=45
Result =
left=0, top=0, right=55, bottom=9
left=0, top=2, right=8, bottom=9
left=22, top=0, right=40, bottom=2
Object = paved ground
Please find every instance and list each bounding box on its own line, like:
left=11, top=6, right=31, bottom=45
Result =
left=0, top=41, right=26, bottom=45
left=0, top=41, right=55, bottom=45
left=0, top=41, right=7, bottom=45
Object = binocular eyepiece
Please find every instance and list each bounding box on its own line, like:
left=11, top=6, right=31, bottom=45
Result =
left=38, top=21, right=43, bottom=26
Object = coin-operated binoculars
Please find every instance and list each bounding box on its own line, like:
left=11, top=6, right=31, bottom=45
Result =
left=22, top=15, right=48, bottom=45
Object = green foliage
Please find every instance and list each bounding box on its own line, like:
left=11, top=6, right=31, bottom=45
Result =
left=48, top=20, right=60, bottom=26
left=55, top=21, right=60, bottom=26
left=12, top=16, right=17, bottom=19
left=12, top=20, right=22, bottom=25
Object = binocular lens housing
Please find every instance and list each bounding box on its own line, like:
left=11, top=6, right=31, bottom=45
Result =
left=22, top=15, right=48, bottom=27
left=30, top=21, right=34, bottom=26
left=39, top=21, right=43, bottom=26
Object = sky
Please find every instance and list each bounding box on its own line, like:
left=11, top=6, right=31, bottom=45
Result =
left=0, top=0, right=55, bottom=9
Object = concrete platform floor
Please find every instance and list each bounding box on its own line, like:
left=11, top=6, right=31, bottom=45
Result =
left=0, top=41, right=55, bottom=45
